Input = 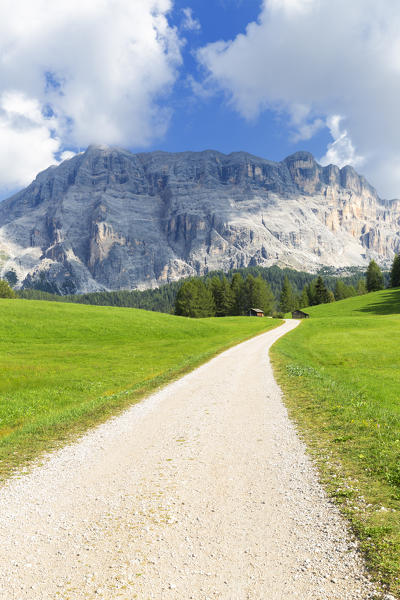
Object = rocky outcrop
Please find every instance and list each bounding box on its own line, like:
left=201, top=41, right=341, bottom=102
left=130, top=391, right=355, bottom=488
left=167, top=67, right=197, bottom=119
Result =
left=0, top=145, right=399, bottom=293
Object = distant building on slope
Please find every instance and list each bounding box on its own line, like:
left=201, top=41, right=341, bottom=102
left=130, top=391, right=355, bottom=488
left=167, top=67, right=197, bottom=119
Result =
left=292, top=310, right=310, bottom=319
left=248, top=308, right=264, bottom=317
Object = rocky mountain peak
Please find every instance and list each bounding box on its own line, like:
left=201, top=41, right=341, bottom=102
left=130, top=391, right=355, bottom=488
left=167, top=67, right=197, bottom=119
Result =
left=284, top=150, right=316, bottom=166
left=0, top=147, right=397, bottom=294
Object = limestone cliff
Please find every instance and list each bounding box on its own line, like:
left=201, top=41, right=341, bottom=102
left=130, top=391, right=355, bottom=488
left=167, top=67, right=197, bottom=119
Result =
left=0, top=146, right=398, bottom=293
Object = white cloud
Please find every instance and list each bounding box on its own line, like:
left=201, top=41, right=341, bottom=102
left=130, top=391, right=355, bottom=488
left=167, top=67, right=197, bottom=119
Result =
left=289, top=104, right=324, bottom=142
left=0, top=0, right=182, bottom=189
left=0, top=92, right=61, bottom=188
left=320, top=115, right=364, bottom=170
left=197, top=0, right=400, bottom=197
left=60, top=151, right=77, bottom=162
left=182, top=8, right=201, bottom=32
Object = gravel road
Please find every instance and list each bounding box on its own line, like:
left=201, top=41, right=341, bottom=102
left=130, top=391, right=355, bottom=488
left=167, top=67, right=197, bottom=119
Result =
left=0, top=320, right=379, bottom=599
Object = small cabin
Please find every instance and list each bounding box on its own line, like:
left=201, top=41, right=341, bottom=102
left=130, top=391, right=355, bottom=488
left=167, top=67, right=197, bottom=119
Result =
left=248, top=308, right=264, bottom=317
left=292, top=310, right=310, bottom=319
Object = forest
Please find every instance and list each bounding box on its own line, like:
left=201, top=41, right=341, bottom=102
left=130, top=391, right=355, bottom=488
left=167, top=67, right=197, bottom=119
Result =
left=13, top=261, right=390, bottom=317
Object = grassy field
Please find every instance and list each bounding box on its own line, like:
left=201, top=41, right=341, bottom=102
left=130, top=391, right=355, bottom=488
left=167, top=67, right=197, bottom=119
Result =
left=0, top=299, right=280, bottom=479
left=271, top=288, right=400, bottom=596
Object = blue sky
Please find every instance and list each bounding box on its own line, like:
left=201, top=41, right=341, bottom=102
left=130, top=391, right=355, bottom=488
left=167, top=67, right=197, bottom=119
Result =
left=146, top=0, right=332, bottom=161
left=0, top=0, right=400, bottom=199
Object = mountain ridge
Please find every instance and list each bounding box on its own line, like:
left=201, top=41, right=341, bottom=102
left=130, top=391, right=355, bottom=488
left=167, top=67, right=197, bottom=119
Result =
left=0, top=145, right=398, bottom=293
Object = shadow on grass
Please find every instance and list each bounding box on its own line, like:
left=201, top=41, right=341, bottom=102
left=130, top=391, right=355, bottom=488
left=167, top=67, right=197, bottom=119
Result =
left=358, top=288, right=400, bottom=315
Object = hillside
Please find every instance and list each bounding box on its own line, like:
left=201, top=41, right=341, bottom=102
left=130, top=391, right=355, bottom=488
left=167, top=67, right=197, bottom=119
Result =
left=0, top=298, right=279, bottom=478
left=272, top=289, right=400, bottom=595
left=0, top=145, right=399, bottom=294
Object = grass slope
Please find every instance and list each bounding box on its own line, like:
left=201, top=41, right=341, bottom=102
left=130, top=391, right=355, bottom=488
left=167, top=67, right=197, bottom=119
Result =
left=271, top=289, right=400, bottom=596
left=0, top=299, right=280, bottom=479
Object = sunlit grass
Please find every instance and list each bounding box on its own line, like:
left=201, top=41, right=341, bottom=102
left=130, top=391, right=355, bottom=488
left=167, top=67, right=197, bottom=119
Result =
left=0, top=299, right=280, bottom=479
left=272, top=288, right=400, bottom=595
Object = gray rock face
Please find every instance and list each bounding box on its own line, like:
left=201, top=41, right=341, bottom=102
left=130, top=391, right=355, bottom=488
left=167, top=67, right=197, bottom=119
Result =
left=0, top=145, right=399, bottom=293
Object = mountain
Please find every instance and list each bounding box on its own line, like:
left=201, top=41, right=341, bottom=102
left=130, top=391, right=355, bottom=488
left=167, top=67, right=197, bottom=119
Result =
left=0, top=145, right=399, bottom=293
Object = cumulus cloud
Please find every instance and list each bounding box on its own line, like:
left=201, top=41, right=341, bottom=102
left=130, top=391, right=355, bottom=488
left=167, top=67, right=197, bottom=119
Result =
left=198, top=0, right=400, bottom=197
left=320, top=115, right=364, bottom=170
left=0, top=92, right=61, bottom=189
left=289, top=104, right=324, bottom=143
left=0, top=0, right=182, bottom=189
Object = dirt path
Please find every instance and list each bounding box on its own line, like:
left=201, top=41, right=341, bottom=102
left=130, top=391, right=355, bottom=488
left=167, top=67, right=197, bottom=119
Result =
left=0, top=320, right=378, bottom=599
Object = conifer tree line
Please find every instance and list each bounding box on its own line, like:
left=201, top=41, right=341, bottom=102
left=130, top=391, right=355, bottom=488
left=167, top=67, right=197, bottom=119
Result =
left=175, top=274, right=275, bottom=318
left=365, top=259, right=384, bottom=292
left=175, top=271, right=370, bottom=317
left=174, top=256, right=400, bottom=317
left=7, top=257, right=400, bottom=313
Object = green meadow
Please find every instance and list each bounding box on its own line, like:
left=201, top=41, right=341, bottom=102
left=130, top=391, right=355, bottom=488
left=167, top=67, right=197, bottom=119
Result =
left=0, top=299, right=280, bottom=479
left=271, top=288, right=400, bottom=596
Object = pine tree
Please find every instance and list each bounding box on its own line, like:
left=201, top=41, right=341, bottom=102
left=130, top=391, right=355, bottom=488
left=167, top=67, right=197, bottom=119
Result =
left=315, top=276, right=330, bottom=304
left=334, top=279, right=357, bottom=300
left=356, top=278, right=367, bottom=295
left=0, top=280, right=16, bottom=298
left=390, top=254, right=400, bottom=287
left=366, top=260, right=384, bottom=292
left=244, top=275, right=275, bottom=315
left=306, top=280, right=317, bottom=305
left=334, top=279, right=347, bottom=300
left=209, top=276, right=223, bottom=316
left=279, top=276, right=295, bottom=312
left=327, top=290, right=335, bottom=303
left=300, top=286, right=309, bottom=309
left=175, top=280, right=194, bottom=316
left=347, top=285, right=357, bottom=297
left=255, top=277, right=275, bottom=315
left=209, top=276, right=234, bottom=316
left=175, top=279, right=215, bottom=318
left=219, top=276, right=235, bottom=316
left=231, top=273, right=245, bottom=315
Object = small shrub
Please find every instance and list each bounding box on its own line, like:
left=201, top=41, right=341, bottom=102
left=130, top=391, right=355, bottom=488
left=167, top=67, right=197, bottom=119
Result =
left=0, top=280, right=16, bottom=298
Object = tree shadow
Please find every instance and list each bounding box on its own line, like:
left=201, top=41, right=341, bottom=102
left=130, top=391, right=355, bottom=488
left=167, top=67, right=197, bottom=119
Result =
left=358, top=288, right=400, bottom=315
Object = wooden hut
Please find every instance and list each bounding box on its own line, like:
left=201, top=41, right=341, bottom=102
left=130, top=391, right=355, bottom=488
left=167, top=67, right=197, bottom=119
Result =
left=292, top=310, right=310, bottom=319
left=248, top=308, right=264, bottom=317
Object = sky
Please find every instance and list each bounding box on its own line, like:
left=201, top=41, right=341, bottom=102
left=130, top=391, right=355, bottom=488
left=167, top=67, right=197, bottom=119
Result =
left=1, top=0, right=400, bottom=199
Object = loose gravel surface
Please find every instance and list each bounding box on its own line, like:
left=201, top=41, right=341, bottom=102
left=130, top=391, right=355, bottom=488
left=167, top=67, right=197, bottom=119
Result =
left=0, top=320, right=381, bottom=599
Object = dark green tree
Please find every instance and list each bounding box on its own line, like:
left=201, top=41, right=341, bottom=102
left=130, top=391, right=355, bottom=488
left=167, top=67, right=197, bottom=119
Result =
left=366, top=260, right=384, bottom=292
left=220, top=276, right=235, bottom=316
left=347, top=285, right=356, bottom=297
left=0, top=280, right=16, bottom=298
left=209, top=276, right=222, bottom=314
left=306, top=280, right=317, bottom=305
left=334, top=279, right=347, bottom=300
left=334, top=279, right=357, bottom=300
left=244, top=275, right=275, bottom=315
left=209, top=276, right=234, bottom=317
left=327, top=290, right=335, bottom=303
left=390, top=254, right=400, bottom=287
left=279, top=276, right=295, bottom=312
left=231, top=273, right=246, bottom=315
left=175, top=279, right=215, bottom=318
left=299, top=286, right=309, bottom=309
left=315, top=276, right=330, bottom=304
left=356, top=278, right=367, bottom=295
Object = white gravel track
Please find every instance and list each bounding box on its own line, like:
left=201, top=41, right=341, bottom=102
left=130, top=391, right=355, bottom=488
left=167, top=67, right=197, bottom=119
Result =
left=0, top=319, right=378, bottom=599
